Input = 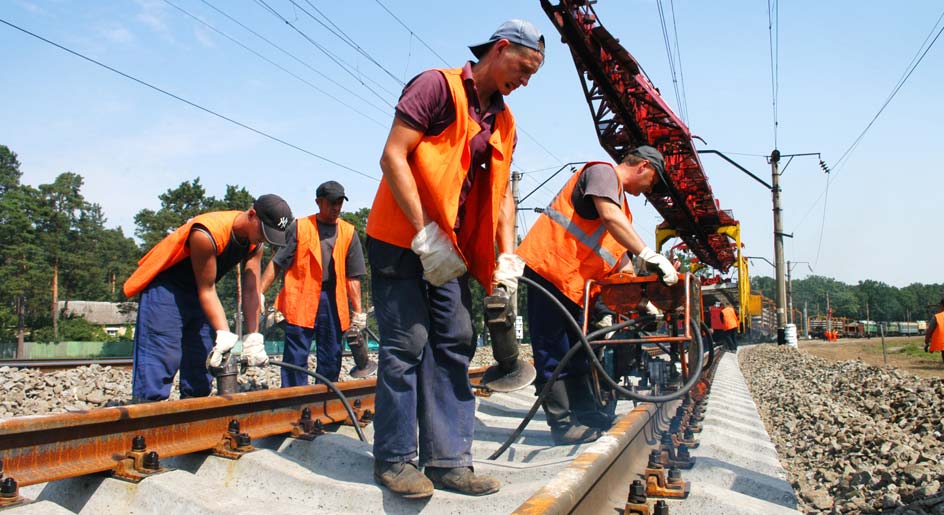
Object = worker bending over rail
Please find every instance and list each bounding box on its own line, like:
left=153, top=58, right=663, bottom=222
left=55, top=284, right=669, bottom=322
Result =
left=365, top=19, right=545, bottom=499
left=124, top=194, right=293, bottom=402
left=516, top=146, right=679, bottom=445
left=261, top=181, right=373, bottom=387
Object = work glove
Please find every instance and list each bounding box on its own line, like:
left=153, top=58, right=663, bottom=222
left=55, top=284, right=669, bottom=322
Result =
left=638, top=247, right=678, bottom=286
left=350, top=311, right=368, bottom=332
left=410, top=222, right=467, bottom=287
left=492, top=253, right=526, bottom=294
left=207, top=330, right=239, bottom=369
left=241, top=332, right=268, bottom=367
left=644, top=300, right=661, bottom=316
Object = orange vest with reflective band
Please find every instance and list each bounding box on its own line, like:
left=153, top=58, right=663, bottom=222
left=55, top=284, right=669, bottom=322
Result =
left=275, top=217, right=355, bottom=330
left=366, top=67, right=516, bottom=292
left=930, top=312, right=944, bottom=351
left=721, top=306, right=739, bottom=331
left=516, top=162, right=632, bottom=305
left=123, top=211, right=252, bottom=298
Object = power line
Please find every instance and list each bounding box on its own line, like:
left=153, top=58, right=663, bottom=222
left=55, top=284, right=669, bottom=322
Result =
left=0, top=17, right=377, bottom=181
left=164, top=0, right=388, bottom=127
left=253, top=0, right=397, bottom=109
left=373, top=0, right=450, bottom=66
left=655, top=0, right=686, bottom=122
left=668, top=0, right=690, bottom=125
left=812, top=174, right=830, bottom=269
left=767, top=0, right=779, bottom=148
left=198, top=0, right=391, bottom=118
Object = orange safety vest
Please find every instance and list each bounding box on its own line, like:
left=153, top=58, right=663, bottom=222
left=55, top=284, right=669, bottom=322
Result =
left=721, top=306, right=739, bottom=331
left=123, top=211, right=254, bottom=298
left=709, top=306, right=724, bottom=330
left=930, top=312, right=944, bottom=352
left=517, top=162, right=632, bottom=305
left=275, top=217, right=356, bottom=330
left=366, top=67, right=516, bottom=292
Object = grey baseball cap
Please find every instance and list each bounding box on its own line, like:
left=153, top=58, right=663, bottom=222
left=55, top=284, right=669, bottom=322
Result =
left=316, top=180, right=348, bottom=202
left=630, top=145, right=669, bottom=190
left=469, top=19, right=545, bottom=59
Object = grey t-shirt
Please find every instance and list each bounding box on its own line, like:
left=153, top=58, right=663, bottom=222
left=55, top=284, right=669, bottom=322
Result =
left=571, top=163, right=622, bottom=219
left=273, top=219, right=366, bottom=284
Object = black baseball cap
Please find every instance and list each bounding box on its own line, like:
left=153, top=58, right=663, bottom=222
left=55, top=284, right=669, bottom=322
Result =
left=253, top=194, right=293, bottom=246
left=470, top=19, right=545, bottom=60
left=316, top=180, right=348, bottom=202
left=630, top=145, right=669, bottom=190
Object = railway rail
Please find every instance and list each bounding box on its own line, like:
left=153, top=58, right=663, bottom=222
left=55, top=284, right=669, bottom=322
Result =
left=0, top=357, right=133, bottom=370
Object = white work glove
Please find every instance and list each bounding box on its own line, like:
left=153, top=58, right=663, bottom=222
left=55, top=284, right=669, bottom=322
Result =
left=350, top=311, right=367, bottom=332
left=638, top=247, right=679, bottom=286
left=410, top=222, right=467, bottom=287
left=241, top=332, right=268, bottom=367
left=492, top=253, right=526, bottom=294
left=644, top=300, right=661, bottom=316
left=207, top=330, right=239, bottom=369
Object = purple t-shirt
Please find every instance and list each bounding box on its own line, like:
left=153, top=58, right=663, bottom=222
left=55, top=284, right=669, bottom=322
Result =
left=395, top=62, right=514, bottom=229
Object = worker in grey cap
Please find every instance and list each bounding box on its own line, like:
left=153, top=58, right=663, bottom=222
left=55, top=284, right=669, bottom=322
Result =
left=516, top=146, right=678, bottom=445
left=261, top=181, right=372, bottom=387
left=365, top=19, right=545, bottom=498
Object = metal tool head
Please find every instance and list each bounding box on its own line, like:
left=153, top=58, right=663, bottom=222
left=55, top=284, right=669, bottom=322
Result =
left=480, top=358, right=536, bottom=393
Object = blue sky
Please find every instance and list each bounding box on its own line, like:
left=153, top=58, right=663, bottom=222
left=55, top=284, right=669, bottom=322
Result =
left=2, top=0, right=941, bottom=288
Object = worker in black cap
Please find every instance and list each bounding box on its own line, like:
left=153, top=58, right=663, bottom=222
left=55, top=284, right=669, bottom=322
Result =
left=261, top=181, right=373, bottom=387
left=516, top=146, right=678, bottom=444
left=125, top=194, right=294, bottom=402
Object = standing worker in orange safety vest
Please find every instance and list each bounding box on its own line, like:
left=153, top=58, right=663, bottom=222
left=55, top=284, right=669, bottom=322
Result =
left=124, top=195, right=293, bottom=402
left=924, top=299, right=944, bottom=364
left=517, top=147, right=679, bottom=445
left=261, top=181, right=374, bottom=387
left=365, top=20, right=545, bottom=499
left=720, top=303, right=739, bottom=351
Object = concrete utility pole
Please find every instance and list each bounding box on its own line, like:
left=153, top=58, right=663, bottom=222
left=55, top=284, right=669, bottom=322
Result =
left=511, top=170, right=522, bottom=309
left=771, top=149, right=787, bottom=344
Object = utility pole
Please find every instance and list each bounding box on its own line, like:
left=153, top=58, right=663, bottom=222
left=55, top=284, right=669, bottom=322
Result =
left=511, top=170, right=522, bottom=310
left=786, top=259, right=793, bottom=325
left=771, top=149, right=787, bottom=344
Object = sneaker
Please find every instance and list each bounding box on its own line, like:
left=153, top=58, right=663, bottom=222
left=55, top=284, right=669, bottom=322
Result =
left=373, top=461, right=434, bottom=499
left=424, top=466, right=501, bottom=496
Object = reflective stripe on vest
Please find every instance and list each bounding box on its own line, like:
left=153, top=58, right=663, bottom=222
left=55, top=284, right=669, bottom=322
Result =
left=276, top=217, right=356, bottom=330
left=516, top=162, right=631, bottom=305
left=365, top=67, right=516, bottom=292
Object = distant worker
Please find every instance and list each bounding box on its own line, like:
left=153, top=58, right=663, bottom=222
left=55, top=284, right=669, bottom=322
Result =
left=517, top=146, right=679, bottom=445
left=924, top=299, right=944, bottom=364
left=720, top=302, right=739, bottom=351
left=260, top=181, right=373, bottom=386
left=124, top=195, right=293, bottom=402
left=366, top=20, right=545, bottom=498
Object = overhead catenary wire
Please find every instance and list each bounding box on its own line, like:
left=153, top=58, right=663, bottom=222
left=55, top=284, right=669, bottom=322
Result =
left=163, top=0, right=388, bottom=128
left=198, top=0, right=393, bottom=119
left=656, top=0, right=686, bottom=123
left=0, top=17, right=377, bottom=181
left=767, top=0, right=779, bottom=149
left=668, top=0, right=690, bottom=125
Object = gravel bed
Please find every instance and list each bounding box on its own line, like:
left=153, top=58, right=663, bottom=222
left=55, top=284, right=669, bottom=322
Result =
left=741, top=344, right=944, bottom=514
left=0, top=345, right=519, bottom=419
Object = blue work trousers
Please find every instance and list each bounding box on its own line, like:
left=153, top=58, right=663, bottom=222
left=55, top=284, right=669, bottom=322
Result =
left=281, top=289, right=343, bottom=386
left=371, top=271, right=476, bottom=468
left=525, top=267, right=591, bottom=383
left=132, top=281, right=214, bottom=401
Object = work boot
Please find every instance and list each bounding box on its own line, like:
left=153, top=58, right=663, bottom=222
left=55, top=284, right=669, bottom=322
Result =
left=374, top=461, right=434, bottom=499
left=424, top=466, right=501, bottom=496
left=565, top=375, right=615, bottom=431
left=541, top=380, right=601, bottom=445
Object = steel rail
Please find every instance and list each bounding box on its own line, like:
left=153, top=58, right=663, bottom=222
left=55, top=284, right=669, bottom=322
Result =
left=0, top=369, right=484, bottom=487
left=0, top=357, right=133, bottom=369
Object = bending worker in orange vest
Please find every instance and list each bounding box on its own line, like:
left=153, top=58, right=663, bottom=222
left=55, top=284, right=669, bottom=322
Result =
left=517, top=146, right=679, bottom=445
left=124, top=195, right=293, bottom=401
left=924, top=299, right=944, bottom=364
left=365, top=20, right=544, bottom=498
left=261, top=181, right=373, bottom=386
left=720, top=302, right=739, bottom=351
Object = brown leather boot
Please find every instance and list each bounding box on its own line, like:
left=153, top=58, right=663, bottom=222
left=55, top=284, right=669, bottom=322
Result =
left=424, top=466, right=501, bottom=496
left=374, top=461, right=434, bottom=499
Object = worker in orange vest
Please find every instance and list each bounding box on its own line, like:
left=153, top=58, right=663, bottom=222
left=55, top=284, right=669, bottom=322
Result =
left=261, top=181, right=373, bottom=387
left=517, top=147, right=678, bottom=445
left=720, top=303, right=739, bottom=351
left=124, top=195, right=293, bottom=401
left=924, top=299, right=944, bottom=363
left=364, top=20, right=545, bottom=498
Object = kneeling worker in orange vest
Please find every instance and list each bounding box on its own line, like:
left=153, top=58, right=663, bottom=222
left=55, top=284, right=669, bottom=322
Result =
left=124, top=194, right=293, bottom=402
left=260, top=181, right=373, bottom=386
left=517, top=146, right=679, bottom=445
left=925, top=299, right=944, bottom=364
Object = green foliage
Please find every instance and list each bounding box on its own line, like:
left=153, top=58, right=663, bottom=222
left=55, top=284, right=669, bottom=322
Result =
left=31, top=316, right=107, bottom=342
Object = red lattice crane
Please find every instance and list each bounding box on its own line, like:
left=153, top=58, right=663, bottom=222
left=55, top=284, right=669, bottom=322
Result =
left=541, top=0, right=738, bottom=271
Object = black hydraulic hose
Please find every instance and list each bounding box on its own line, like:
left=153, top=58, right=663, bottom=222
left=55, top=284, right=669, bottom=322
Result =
left=488, top=276, right=705, bottom=460
left=268, top=360, right=367, bottom=443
